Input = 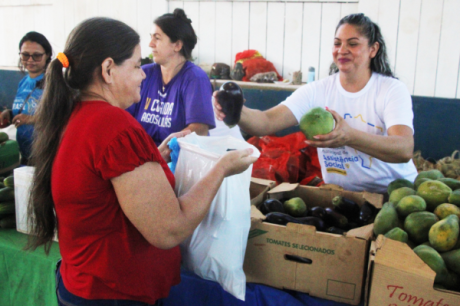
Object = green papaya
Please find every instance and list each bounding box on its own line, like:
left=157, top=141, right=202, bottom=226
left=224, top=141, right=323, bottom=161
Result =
left=283, top=197, right=307, bottom=217
left=0, top=187, right=14, bottom=202
left=387, top=178, right=414, bottom=196
left=413, top=245, right=449, bottom=284
left=415, top=178, right=432, bottom=190
left=384, top=227, right=408, bottom=243
left=396, top=195, right=426, bottom=217
left=389, top=187, right=416, bottom=205
left=417, top=180, right=452, bottom=211
left=442, top=270, right=460, bottom=291
left=3, top=176, right=13, bottom=188
left=299, top=107, right=334, bottom=140
left=429, top=214, right=459, bottom=252
left=404, top=211, right=439, bottom=244
left=433, top=203, right=460, bottom=219
left=437, top=178, right=460, bottom=191
left=449, top=189, right=460, bottom=206
left=0, top=132, right=8, bottom=144
left=416, top=169, right=445, bottom=181
left=373, top=202, right=399, bottom=236
left=440, top=248, right=460, bottom=274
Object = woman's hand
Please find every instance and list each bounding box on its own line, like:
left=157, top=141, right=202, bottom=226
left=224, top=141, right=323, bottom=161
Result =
left=212, top=91, right=226, bottom=122
left=158, top=130, right=191, bottom=162
left=0, top=110, right=11, bottom=127
left=305, top=108, right=354, bottom=148
left=217, top=148, right=258, bottom=177
left=12, top=114, right=34, bottom=127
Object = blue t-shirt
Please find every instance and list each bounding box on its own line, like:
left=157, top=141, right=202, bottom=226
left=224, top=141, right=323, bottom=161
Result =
left=127, top=61, right=215, bottom=146
left=12, top=73, right=44, bottom=160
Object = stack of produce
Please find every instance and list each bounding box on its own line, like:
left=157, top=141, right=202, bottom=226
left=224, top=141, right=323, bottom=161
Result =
left=374, top=169, right=460, bottom=292
left=259, top=194, right=378, bottom=234
left=0, top=175, right=15, bottom=228
left=413, top=150, right=460, bottom=179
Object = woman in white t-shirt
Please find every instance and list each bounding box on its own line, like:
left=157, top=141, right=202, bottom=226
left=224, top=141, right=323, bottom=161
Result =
left=213, top=13, right=417, bottom=194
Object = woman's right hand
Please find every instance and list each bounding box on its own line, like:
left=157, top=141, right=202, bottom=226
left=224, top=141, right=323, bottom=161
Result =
left=212, top=91, right=226, bottom=122
left=0, top=110, right=11, bottom=127
left=217, top=148, right=258, bottom=177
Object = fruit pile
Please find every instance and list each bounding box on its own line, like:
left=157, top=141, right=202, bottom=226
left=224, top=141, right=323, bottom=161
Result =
left=374, top=169, right=460, bottom=291
left=0, top=175, right=16, bottom=229
left=259, top=195, right=378, bottom=234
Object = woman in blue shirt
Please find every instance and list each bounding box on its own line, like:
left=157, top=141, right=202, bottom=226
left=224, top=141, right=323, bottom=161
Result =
left=0, top=32, right=52, bottom=164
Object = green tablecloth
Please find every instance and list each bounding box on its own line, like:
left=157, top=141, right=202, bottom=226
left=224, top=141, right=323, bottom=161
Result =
left=0, top=229, right=61, bottom=306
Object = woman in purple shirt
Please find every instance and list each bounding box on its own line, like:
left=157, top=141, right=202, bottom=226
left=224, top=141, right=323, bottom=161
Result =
left=127, top=9, right=215, bottom=146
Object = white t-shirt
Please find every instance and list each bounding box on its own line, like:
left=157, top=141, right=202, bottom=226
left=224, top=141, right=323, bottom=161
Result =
left=281, top=72, right=418, bottom=194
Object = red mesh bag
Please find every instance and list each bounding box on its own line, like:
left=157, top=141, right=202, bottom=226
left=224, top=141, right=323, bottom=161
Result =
left=248, top=132, right=322, bottom=186
left=234, top=50, right=282, bottom=82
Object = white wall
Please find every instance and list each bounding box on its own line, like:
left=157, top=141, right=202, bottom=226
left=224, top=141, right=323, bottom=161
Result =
left=1, top=0, right=459, bottom=99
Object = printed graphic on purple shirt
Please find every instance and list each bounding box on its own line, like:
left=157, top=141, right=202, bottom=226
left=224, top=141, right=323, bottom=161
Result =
left=127, top=62, right=215, bottom=146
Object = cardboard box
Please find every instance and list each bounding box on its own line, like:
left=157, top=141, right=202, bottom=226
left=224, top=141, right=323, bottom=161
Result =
left=250, top=177, right=276, bottom=205
left=366, top=236, right=460, bottom=305
left=244, top=183, right=384, bottom=305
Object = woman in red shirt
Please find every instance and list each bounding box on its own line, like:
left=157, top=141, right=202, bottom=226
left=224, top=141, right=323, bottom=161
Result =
left=26, top=17, right=256, bottom=306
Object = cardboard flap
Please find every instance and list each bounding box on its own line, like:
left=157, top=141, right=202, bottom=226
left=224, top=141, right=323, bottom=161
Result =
left=374, top=235, right=436, bottom=280
left=250, top=177, right=276, bottom=188
left=268, top=182, right=299, bottom=194
left=286, top=222, right=317, bottom=234
left=250, top=205, right=265, bottom=220
left=362, top=192, right=384, bottom=209
left=319, top=184, right=344, bottom=191
left=346, top=223, right=374, bottom=240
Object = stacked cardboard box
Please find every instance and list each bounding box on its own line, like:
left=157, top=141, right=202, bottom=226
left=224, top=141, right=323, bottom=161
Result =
left=366, top=236, right=460, bottom=305
left=244, top=182, right=383, bottom=305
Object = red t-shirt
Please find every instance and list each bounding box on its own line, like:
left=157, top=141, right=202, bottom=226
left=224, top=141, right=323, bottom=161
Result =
left=52, top=101, right=181, bottom=304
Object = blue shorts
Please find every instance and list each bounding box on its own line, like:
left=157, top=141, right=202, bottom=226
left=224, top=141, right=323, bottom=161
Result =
left=55, top=260, right=161, bottom=306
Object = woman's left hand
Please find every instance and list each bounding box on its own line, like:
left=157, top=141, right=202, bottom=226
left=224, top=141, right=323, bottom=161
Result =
left=305, top=108, right=355, bottom=148
left=158, top=130, right=191, bottom=162
left=12, top=114, right=34, bottom=127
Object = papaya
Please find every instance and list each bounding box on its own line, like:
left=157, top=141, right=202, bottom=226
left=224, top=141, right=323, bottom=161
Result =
left=373, top=202, right=399, bottom=236
left=0, top=187, right=14, bottom=202
left=396, top=195, right=426, bottom=217
left=416, top=169, right=445, bottom=181
left=433, top=203, right=460, bottom=220
left=215, top=81, right=244, bottom=127
left=449, top=189, right=460, bottom=206
left=440, top=248, right=460, bottom=274
left=415, top=177, right=432, bottom=190
left=442, top=270, right=460, bottom=291
left=404, top=211, right=439, bottom=244
left=389, top=187, right=416, bottom=205
left=429, top=214, right=459, bottom=252
left=384, top=227, right=409, bottom=243
left=387, top=178, right=414, bottom=196
left=283, top=197, right=307, bottom=217
left=420, top=241, right=433, bottom=248
left=0, top=132, right=8, bottom=144
left=3, top=176, right=13, bottom=188
left=299, top=107, right=334, bottom=140
left=437, top=178, right=460, bottom=191
left=413, top=245, right=449, bottom=284
left=416, top=180, right=452, bottom=211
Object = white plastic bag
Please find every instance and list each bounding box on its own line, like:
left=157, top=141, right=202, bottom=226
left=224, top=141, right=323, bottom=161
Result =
left=175, top=133, right=260, bottom=301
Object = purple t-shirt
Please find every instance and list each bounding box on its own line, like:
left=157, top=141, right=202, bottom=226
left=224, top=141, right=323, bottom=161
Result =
left=127, top=61, right=215, bottom=146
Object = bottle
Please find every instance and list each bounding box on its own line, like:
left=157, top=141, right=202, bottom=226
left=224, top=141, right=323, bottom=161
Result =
left=307, top=67, right=315, bottom=83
